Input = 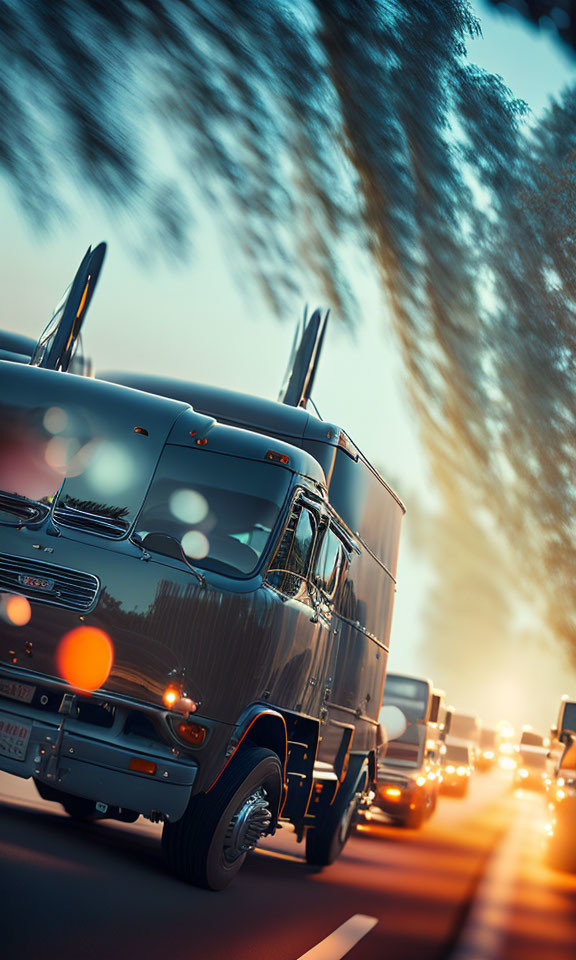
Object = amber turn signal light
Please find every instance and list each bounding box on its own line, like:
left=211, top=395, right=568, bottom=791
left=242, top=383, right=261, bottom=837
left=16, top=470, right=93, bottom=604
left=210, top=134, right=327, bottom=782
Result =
left=129, top=757, right=157, bottom=775
left=175, top=720, right=206, bottom=747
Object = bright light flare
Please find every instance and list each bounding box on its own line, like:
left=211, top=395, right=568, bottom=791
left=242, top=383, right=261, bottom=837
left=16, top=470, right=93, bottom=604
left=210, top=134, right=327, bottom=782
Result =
left=170, top=489, right=209, bottom=524
left=181, top=530, right=209, bottom=559
left=499, top=756, right=516, bottom=771
left=163, top=684, right=180, bottom=708
left=56, top=626, right=114, bottom=691
left=85, top=441, right=136, bottom=495
left=43, top=407, right=69, bottom=435
left=384, top=787, right=402, bottom=798
left=1, top=595, right=32, bottom=626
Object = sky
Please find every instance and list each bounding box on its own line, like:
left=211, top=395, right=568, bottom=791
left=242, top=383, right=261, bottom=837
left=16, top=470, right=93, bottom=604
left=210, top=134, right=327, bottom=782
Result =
left=0, top=0, right=574, bottom=730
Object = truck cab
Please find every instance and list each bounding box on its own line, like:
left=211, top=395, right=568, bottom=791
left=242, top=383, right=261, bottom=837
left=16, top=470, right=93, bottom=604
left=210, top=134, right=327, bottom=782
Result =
left=0, top=252, right=405, bottom=889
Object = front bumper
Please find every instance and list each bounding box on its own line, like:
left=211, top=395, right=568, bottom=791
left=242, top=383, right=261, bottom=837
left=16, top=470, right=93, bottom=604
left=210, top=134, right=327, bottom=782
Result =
left=441, top=773, right=469, bottom=792
left=0, top=685, right=198, bottom=821
left=374, top=779, right=418, bottom=817
left=514, top=772, right=545, bottom=791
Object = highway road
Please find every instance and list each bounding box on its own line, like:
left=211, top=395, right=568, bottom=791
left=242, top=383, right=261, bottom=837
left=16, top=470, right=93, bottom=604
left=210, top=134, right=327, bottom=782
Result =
left=1, top=768, right=575, bottom=960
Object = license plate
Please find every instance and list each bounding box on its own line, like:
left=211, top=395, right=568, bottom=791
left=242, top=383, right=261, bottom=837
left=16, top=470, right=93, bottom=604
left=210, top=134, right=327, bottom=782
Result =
left=0, top=678, right=36, bottom=703
left=0, top=713, right=32, bottom=761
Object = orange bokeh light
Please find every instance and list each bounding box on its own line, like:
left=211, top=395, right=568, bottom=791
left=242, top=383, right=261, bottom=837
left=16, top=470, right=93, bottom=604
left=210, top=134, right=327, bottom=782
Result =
left=56, top=626, right=114, bottom=691
left=163, top=684, right=180, bottom=708
left=5, top=596, right=32, bottom=626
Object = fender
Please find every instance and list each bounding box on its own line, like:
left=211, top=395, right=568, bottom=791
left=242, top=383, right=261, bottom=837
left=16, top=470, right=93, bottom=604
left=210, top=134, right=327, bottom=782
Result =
left=206, top=703, right=288, bottom=821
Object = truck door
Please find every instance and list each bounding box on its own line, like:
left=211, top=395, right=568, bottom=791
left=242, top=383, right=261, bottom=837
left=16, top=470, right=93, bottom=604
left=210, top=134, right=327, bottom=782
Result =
left=266, top=497, right=333, bottom=715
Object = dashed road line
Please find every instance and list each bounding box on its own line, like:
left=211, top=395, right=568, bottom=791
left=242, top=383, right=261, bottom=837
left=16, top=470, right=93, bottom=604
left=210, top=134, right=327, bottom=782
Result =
left=295, top=915, right=378, bottom=960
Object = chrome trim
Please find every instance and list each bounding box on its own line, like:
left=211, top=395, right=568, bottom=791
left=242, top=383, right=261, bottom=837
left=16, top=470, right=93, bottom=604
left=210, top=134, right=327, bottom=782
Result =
left=0, top=552, right=100, bottom=612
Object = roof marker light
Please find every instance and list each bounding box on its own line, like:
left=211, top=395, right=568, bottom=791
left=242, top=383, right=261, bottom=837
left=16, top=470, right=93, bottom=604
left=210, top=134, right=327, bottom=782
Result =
left=266, top=450, right=290, bottom=465
left=195, top=438, right=208, bottom=446
left=134, top=427, right=149, bottom=436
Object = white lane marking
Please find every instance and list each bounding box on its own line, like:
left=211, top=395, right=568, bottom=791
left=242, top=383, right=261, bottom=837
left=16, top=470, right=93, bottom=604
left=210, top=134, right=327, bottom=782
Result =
left=448, top=803, right=528, bottom=960
left=296, top=914, right=378, bottom=960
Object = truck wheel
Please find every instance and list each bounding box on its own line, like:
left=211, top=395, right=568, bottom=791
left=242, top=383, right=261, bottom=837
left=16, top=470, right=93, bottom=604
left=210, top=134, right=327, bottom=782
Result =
left=162, top=746, right=282, bottom=890
left=305, top=759, right=368, bottom=866
left=33, top=778, right=97, bottom=820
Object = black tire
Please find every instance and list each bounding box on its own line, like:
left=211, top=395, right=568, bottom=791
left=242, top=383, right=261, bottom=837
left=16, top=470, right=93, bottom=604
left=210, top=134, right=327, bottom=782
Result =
left=33, top=778, right=97, bottom=820
left=305, top=759, right=368, bottom=866
left=162, top=746, right=282, bottom=890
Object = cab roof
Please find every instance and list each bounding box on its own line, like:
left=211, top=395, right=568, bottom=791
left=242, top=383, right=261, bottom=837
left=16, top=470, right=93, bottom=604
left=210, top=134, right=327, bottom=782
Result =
left=0, top=360, right=326, bottom=486
left=101, top=373, right=342, bottom=447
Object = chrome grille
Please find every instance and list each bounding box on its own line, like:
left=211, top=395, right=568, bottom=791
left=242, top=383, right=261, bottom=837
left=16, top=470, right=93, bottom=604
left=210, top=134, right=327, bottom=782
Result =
left=0, top=553, right=100, bottom=611
left=53, top=505, right=129, bottom=539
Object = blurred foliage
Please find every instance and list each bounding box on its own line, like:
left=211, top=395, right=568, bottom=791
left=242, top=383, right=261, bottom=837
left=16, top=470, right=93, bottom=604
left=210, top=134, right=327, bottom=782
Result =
left=1, top=1, right=576, bottom=663
left=486, top=1, right=576, bottom=55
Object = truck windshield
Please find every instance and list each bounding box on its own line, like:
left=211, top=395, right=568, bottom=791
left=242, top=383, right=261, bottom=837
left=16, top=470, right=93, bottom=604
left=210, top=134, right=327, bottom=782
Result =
left=383, top=741, right=421, bottom=769
left=382, top=675, right=430, bottom=722
left=450, top=714, right=479, bottom=740
left=444, top=745, right=470, bottom=764
left=137, top=446, right=292, bottom=577
left=520, top=731, right=543, bottom=747
left=520, top=750, right=546, bottom=770
left=561, top=702, right=576, bottom=734
left=480, top=729, right=497, bottom=748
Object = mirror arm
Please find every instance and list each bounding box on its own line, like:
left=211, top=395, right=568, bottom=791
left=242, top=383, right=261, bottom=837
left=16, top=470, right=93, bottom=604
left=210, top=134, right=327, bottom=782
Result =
left=180, top=549, right=207, bottom=588
left=130, top=533, right=151, bottom=561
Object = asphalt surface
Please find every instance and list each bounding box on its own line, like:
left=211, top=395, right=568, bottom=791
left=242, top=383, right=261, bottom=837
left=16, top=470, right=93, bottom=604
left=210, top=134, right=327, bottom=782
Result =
left=1, top=768, right=575, bottom=960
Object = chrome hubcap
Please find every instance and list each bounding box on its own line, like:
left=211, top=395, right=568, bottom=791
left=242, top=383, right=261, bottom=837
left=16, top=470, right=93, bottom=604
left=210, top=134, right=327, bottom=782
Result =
left=223, top=787, right=272, bottom=864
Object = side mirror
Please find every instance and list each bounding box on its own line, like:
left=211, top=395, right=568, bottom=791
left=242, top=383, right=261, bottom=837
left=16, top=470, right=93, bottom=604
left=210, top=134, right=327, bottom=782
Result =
left=141, top=531, right=183, bottom=559
left=379, top=705, right=407, bottom=742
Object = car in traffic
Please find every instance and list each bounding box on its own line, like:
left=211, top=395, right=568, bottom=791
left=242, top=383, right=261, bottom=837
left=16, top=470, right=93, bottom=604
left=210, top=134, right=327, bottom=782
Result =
left=545, top=697, right=576, bottom=870
left=513, top=747, right=548, bottom=791
left=0, top=246, right=405, bottom=889
left=440, top=743, right=472, bottom=797
left=371, top=723, right=439, bottom=828
left=477, top=727, right=498, bottom=771
left=446, top=710, right=481, bottom=763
